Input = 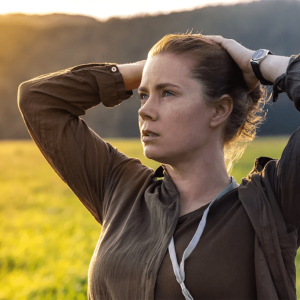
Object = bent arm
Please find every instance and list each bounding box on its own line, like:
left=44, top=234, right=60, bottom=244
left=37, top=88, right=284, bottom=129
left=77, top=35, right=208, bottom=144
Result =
left=206, top=36, right=290, bottom=90
left=18, top=63, right=151, bottom=224
left=206, top=35, right=300, bottom=231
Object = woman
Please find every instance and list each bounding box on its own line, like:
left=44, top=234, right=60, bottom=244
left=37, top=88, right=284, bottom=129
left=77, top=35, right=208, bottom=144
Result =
left=18, top=34, right=299, bottom=300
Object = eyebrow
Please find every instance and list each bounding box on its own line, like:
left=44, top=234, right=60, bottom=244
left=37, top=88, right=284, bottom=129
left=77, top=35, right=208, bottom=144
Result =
left=138, top=83, right=181, bottom=93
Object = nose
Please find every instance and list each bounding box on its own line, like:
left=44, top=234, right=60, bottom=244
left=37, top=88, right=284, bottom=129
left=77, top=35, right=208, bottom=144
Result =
left=138, top=97, right=158, bottom=122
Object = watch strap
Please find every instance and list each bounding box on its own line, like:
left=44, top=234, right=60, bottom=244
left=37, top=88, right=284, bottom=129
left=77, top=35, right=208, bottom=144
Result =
left=250, top=50, right=274, bottom=86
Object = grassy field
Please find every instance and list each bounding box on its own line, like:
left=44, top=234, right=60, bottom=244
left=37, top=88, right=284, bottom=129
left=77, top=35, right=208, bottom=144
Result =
left=1, top=137, right=300, bottom=299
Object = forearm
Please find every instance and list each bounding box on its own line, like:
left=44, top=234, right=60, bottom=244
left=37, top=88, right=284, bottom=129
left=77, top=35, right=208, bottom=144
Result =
left=18, top=63, right=132, bottom=118
left=117, top=60, right=146, bottom=91
left=259, top=55, right=290, bottom=83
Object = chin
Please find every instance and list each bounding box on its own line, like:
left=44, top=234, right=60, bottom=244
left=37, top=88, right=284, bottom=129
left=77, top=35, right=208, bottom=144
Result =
left=143, top=145, right=175, bottom=165
left=143, top=145, right=165, bottom=163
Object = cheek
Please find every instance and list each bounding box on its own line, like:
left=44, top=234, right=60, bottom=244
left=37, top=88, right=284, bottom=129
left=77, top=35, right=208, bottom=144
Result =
left=169, top=104, right=210, bottom=136
left=166, top=112, right=213, bottom=156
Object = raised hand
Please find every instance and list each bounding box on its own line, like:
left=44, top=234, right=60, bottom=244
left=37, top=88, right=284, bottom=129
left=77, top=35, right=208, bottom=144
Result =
left=205, top=36, right=291, bottom=91
left=205, top=36, right=258, bottom=91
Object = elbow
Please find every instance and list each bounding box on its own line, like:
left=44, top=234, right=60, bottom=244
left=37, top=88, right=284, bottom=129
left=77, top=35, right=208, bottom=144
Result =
left=18, top=80, right=34, bottom=115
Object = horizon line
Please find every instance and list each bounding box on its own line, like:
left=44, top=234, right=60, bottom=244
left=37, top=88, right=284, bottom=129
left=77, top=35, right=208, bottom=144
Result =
left=0, top=0, right=257, bottom=22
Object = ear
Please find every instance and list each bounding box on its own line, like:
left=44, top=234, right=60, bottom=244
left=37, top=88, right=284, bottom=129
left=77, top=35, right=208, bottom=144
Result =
left=209, top=95, right=233, bottom=128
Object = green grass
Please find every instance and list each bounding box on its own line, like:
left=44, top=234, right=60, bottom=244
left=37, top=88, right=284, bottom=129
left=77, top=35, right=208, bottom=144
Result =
left=1, top=137, right=299, bottom=299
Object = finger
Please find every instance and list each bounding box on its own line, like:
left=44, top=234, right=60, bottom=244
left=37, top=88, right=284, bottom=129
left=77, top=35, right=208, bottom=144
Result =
left=203, top=35, right=224, bottom=45
left=204, top=35, right=223, bottom=40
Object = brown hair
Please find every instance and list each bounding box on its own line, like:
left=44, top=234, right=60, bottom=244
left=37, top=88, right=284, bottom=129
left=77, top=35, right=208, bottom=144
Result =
left=148, top=33, right=266, bottom=172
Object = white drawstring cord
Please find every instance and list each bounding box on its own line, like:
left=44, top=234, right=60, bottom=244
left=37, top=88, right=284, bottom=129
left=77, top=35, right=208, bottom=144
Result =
left=168, top=177, right=239, bottom=300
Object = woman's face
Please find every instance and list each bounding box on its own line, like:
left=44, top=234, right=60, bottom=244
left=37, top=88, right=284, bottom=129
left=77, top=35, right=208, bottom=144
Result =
left=138, top=53, right=216, bottom=165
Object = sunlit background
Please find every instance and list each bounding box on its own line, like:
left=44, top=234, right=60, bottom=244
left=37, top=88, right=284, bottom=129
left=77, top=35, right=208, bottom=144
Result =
left=0, top=0, right=257, bottom=20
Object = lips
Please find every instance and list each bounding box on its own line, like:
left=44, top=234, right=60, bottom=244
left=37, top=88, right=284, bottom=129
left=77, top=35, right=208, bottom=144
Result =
left=142, top=130, right=159, bottom=137
left=141, top=129, right=159, bottom=142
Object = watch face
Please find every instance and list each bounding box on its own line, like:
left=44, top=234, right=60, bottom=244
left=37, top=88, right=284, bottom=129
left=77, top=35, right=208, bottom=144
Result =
left=252, top=49, right=268, bottom=61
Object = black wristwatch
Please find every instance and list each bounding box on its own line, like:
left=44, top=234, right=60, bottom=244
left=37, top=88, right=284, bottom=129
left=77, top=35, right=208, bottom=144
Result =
left=250, top=49, right=273, bottom=85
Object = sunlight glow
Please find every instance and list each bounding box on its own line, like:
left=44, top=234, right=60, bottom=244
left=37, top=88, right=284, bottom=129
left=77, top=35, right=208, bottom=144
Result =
left=0, top=0, right=258, bottom=20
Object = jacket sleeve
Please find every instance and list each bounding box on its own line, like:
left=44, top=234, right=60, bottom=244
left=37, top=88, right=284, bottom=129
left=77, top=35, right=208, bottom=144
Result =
left=18, top=63, right=153, bottom=225
left=271, top=55, right=300, bottom=232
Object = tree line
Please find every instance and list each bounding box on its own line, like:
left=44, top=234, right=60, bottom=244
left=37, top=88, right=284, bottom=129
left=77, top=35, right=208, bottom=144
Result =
left=1, top=0, right=300, bottom=139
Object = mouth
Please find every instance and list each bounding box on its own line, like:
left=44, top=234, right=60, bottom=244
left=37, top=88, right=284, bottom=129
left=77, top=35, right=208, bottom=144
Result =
left=141, top=130, right=159, bottom=142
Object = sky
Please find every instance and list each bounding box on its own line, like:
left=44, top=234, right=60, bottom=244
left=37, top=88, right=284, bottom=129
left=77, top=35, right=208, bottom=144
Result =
left=0, top=0, right=258, bottom=20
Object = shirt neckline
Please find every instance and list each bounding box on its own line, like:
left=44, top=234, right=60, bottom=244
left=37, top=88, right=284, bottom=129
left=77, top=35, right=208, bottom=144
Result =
left=179, top=202, right=210, bottom=219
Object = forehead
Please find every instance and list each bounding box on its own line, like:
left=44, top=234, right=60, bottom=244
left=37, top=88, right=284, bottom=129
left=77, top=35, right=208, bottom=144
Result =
left=141, top=53, right=194, bottom=87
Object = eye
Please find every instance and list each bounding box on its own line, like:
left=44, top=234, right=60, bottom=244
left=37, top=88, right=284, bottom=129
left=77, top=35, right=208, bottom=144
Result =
left=162, top=90, right=174, bottom=97
left=138, top=93, right=149, bottom=102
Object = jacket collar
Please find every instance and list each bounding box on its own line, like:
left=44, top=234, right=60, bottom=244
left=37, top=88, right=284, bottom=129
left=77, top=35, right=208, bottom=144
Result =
left=153, top=165, right=165, bottom=178
left=250, top=156, right=273, bottom=173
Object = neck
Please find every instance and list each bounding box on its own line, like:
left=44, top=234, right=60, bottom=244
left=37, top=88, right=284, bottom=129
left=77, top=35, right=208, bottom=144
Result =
left=165, top=145, right=231, bottom=217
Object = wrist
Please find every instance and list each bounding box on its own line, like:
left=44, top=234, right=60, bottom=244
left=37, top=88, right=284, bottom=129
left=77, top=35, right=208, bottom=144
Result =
left=259, top=55, right=290, bottom=83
